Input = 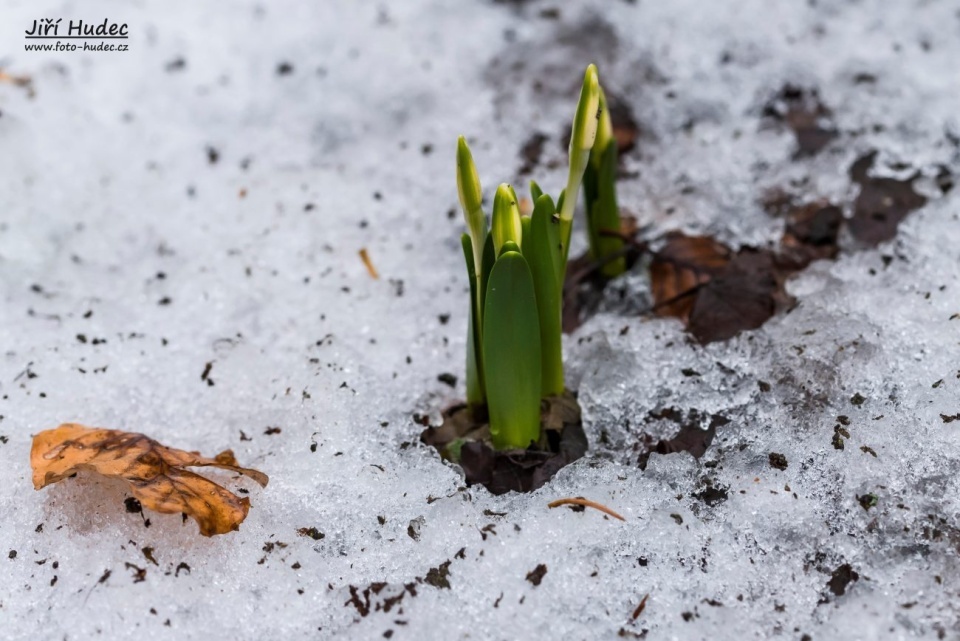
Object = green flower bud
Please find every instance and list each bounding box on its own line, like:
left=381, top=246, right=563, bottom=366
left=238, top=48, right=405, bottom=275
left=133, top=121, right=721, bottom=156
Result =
left=559, top=64, right=600, bottom=228
left=491, top=183, right=522, bottom=254
left=569, top=64, right=600, bottom=159
left=456, top=136, right=487, bottom=275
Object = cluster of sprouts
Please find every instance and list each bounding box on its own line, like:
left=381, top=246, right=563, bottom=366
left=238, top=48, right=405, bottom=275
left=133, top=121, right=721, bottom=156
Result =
left=455, top=64, right=623, bottom=450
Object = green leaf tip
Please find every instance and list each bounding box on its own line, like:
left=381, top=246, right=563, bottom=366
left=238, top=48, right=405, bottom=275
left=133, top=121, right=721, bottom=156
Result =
left=570, top=64, right=601, bottom=156
left=456, top=136, right=487, bottom=276
left=529, top=180, right=543, bottom=202
left=456, top=136, right=483, bottom=219
left=491, top=183, right=522, bottom=254
left=557, top=64, right=602, bottom=266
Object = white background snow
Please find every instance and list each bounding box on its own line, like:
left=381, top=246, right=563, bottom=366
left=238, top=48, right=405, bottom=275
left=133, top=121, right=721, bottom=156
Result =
left=0, top=0, right=958, bottom=639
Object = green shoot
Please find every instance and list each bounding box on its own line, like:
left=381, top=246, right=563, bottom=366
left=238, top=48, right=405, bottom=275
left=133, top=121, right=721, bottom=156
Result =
left=525, top=194, right=564, bottom=396
left=582, top=87, right=626, bottom=278
left=457, top=137, right=488, bottom=410
left=558, top=64, right=600, bottom=267
left=453, top=64, right=602, bottom=451
left=460, top=234, right=485, bottom=408
left=483, top=248, right=541, bottom=449
left=529, top=180, right=544, bottom=202
left=457, top=136, right=486, bottom=276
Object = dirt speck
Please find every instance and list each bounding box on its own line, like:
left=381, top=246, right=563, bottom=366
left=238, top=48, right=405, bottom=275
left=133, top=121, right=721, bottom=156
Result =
left=424, top=561, right=451, bottom=589
left=769, top=452, right=788, bottom=470
left=297, top=527, right=325, bottom=541
left=525, top=563, right=547, bottom=586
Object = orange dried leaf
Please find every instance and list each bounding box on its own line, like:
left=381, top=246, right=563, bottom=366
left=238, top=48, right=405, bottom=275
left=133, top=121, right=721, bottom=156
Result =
left=31, top=424, right=268, bottom=537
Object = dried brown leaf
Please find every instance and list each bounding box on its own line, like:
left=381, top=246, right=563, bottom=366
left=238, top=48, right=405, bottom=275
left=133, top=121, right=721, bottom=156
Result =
left=686, top=249, right=780, bottom=343
left=649, top=233, right=731, bottom=322
left=848, top=151, right=927, bottom=246
left=31, top=424, right=268, bottom=537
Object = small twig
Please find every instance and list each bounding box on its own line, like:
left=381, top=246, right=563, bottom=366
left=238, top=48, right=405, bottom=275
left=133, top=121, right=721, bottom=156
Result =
left=0, top=70, right=32, bottom=88
left=630, top=593, right=650, bottom=621
left=358, top=248, right=379, bottom=279
left=547, top=497, right=626, bottom=521
left=0, top=70, right=35, bottom=98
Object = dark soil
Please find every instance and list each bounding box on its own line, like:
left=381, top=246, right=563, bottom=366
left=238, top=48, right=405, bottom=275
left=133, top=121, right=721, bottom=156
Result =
left=420, top=392, right=588, bottom=495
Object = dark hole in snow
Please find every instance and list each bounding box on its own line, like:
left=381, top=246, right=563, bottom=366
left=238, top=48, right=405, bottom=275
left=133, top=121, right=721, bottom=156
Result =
left=638, top=408, right=726, bottom=469
left=827, top=564, right=859, bottom=596
left=847, top=151, right=928, bottom=246
left=421, top=393, right=587, bottom=495
left=761, top=84, right=837, bottom=157
left=694, top=482, right=729, bottom=506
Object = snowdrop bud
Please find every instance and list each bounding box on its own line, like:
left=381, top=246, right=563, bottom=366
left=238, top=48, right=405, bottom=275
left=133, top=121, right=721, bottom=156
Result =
left=492, top=183, right=522, bottom=254
left=456, top=136, right=487, bottom=272
left=569, top=64, right=600, bottom=160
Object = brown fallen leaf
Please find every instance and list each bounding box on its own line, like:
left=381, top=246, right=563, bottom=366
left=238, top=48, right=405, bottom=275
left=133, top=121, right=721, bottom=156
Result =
left=848, top=151, right=927, bottom=246
left=649, top=233, right=732, bottom=322
left=649, top=232, right=797, bottom=344
left=686, top=249, right=780, bottom=344
left=31, top=424, right=268, bottom=537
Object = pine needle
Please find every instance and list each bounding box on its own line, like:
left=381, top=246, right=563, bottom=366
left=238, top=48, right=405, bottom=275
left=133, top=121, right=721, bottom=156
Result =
left=547, top=496, right=625, bottom=521
left=359, top=248, right=379, bottom=279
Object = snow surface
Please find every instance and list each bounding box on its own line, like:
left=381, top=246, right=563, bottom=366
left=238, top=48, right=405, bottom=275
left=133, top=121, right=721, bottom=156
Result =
left=1, top=0, right=959, bottom=639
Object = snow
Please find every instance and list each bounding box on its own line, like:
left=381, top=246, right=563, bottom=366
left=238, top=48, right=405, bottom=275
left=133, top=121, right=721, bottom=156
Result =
left=1, top=0, right=959, bottom=639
